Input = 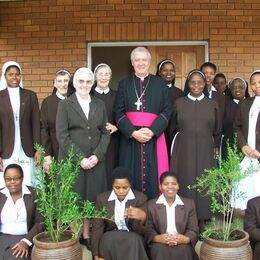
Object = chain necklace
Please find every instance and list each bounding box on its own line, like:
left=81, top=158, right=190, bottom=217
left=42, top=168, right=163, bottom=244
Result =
left=133, top=75, right=151, bottom=111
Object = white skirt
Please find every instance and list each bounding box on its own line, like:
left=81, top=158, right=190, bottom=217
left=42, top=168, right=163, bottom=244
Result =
left=231, top=156, right=260, bottom=210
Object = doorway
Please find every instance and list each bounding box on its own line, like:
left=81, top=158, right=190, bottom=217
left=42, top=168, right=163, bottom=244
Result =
left=88, top=41, right=208, bottom=90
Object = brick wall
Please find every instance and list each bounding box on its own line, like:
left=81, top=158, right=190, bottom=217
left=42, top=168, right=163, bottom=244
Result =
left=0, top=0, right=259, bottom=102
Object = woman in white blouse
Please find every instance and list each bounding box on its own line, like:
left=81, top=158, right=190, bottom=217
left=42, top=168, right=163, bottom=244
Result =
left=145, top=171, right=199, bottom=260
left=91, top=166, right=148, bottom=260
left=0, top=163, right=43, bottom=260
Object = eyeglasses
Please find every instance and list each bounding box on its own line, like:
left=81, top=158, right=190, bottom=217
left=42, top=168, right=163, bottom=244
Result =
left=96, top=73, right=111, bottom=78
left=4, top=176, right=22, bottom=183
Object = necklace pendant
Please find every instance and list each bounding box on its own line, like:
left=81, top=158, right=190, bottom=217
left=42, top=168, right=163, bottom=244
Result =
left=135, top=98, right=142, bottom=111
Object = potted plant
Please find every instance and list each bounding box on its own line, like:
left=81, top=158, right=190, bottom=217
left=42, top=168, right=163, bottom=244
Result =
left=189, top=142, right=253, bottom=260
left=31, top=144, right=108, bottom=260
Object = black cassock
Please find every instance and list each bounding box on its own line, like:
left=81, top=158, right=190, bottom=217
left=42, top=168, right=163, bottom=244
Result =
left=114, top=74, right=172, bottom=199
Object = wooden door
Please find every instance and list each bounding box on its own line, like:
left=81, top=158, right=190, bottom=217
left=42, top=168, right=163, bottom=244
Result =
left=148, top=45, right=205, bottom=90
left=91, top=44, right=206, bottom=90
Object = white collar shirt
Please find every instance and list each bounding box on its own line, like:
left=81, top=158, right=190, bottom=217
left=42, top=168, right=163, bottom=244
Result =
left=187, top=93, right=205, bottom=101
left=108, top=189, right=135, bottom=231
left=0, top=185, right=30, bottom=235
left=95, top=86, right=110, bottom=94
left=156, top=194, right=184, bottom=235
left=76, top=93, right=91, bottom=119
left=56, top=91, right=66, bottom=100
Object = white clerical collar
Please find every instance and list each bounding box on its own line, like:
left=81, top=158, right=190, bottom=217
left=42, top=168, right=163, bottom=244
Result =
left=95, top=86, right=110, bottom=94
left=233, top=99, right=240, bottom=104
left=76, top=92, right=91, bottom=104
left=7, top=86, right=20, bottom=94
left=135, top=73, right=149, bottom=81
left=187, top=93, right=205, bottom=101
left=108, top=189, right=135, bottom=203
left=156, top=194, right=184, bottom=207
left=1, top=185, right=31, bottom=198
left=56, top=91, right=66, bottom=100
left=167, top=83, right=172, bottom=88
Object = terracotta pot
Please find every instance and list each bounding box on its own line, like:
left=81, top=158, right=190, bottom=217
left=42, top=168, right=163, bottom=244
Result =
left=31, top=230, right=82, bottom=260
left=200, top=230, right=252, bottom=260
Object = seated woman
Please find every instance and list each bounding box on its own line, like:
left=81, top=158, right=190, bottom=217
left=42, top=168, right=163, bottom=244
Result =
left=244, top=196, right=260, bottom=260
left=0, top=164, right=44, bottom=260
left=145, top=171, right=199, bottom=260
left=91, top=166, right=149, bottom=260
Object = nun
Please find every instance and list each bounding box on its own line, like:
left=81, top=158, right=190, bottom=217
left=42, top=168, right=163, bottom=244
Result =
left=92, top=63, right=119, bottom=189
left=221, top=77, right=248, bottom=159
left=156, top=59, right=184, bottom=157
left=0, top=61, right=40, bottom=188
left=56, top=67, right=110, bottom=247
left=232, top=70, right=260, bottom=210
left=40, top=69, right=71, bottom=171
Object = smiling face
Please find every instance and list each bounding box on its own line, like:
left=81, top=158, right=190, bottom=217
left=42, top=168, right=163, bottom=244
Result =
left=112, top=178, right=131, bottom=202
left=230, top=79, right=246, bottom=100
left=201, top=66, right=216, bottom=89
left=74, top=72, right=93, bottom=98
left=55, top=74, right=70, bottom=97
left=188, top=73, right=205, bottom=97
left=95, top=66, right=111, bottom=90
left=5, top=66, right=21, bottom=88
left=4, top=167, right=23, bottom=195
left=159, top=63, right=176, bottom=83
left=250, top=73, right=260, bottom=96
left=160, top=176, right=179, bottom=201
left=131, top=51, right=150, bottom=77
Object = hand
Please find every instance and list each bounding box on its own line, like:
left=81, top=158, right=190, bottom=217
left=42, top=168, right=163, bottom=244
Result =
left=132, top=129, right=153, bottom=143
left=80, top=156, right=98, bottom=170
left=34, top=151, right=39, bottom=165
left=88, top=155, right=98, bottom=169
left=125, top=206, right=146, bottom=222
left=170, top=233, right=190, bottom=245
left=106, top=123, right=118, bottom=134
left=140, top=128, right=154, bottom=139
left=43, top=155, right=52, bottom=173
left=153, top=234, right=175, bottom=245
left=0, top=157, right=3, bottom=172
left=80, top=158, right=91, bottom=170
left=12, top=241, right=29, bottom=258
left=242, top=145, right=260, bottom=159
left=153, top=233, right=190, bottom=246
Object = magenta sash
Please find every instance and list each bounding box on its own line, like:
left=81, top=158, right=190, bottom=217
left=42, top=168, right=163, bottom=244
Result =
left=126, top=112, right=169, bottom=186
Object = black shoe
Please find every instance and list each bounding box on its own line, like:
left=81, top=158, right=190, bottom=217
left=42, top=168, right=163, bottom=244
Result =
left=79, top=237, right=91, bottom=251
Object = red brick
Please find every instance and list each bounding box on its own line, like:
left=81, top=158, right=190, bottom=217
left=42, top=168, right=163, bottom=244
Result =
left=0, top=0, right=259, bottom=101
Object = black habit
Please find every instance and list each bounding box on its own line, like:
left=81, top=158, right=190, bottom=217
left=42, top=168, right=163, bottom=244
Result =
left=170, top=96, right=220, bottom=219
left=92, top=89, right=119, bottom=189
left=221, top=97, right=239, bottom=159
left=40, top=94, right=61, bottom=159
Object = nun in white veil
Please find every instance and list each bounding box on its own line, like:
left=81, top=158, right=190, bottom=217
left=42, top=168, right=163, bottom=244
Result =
left=232, top=70, right=260, bottom=210
left=0, top=61, right=40, bottom=188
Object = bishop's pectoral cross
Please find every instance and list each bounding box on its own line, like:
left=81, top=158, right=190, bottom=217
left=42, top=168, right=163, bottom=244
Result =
left=135, top=98, right=142, bottom=111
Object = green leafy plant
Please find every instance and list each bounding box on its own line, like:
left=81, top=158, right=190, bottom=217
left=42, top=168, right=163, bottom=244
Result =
left=189, top=140, right=253, bottom=241
left=34, top=144, right=108, bottom=243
